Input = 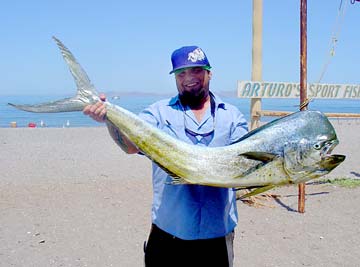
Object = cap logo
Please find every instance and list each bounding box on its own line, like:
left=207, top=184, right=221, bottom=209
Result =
left=187, top=48, right=206, bottom=63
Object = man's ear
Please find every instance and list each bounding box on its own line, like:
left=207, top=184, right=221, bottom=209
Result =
left=208, top=71, right=212, bottom=80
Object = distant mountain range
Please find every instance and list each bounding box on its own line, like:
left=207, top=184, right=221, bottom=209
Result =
left=106, top=90, right=238, bottom=98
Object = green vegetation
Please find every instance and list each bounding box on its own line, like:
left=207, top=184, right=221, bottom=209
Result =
left=320, top=178, right=360, bottom=188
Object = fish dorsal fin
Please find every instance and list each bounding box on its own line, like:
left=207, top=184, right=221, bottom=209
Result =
left=240, top=152, right=277, bottom=163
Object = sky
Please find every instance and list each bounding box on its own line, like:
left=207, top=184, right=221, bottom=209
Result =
left=1, top=0, right=359, bottom=96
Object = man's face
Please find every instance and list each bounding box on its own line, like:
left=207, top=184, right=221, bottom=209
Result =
left=175, top=67, right=212, bottom=105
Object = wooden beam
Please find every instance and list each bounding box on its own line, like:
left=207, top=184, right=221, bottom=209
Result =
left=298, top=0, right=308, bottom=213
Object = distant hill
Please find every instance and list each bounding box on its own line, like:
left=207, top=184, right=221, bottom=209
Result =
left=105, top=91, right=173, bottom=98
left=106, top=90, right=238, bottom=98
left=215, top=90, right=237, bottom=97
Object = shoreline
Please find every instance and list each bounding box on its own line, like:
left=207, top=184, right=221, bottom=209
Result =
left=2, top=118, right=359, bottom=180
left=2, top=115, right=360, bottom=129
left=0, top=122, right=359, bottom=266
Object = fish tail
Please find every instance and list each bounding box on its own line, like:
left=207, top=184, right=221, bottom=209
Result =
left=8, top=37, right=100, bottom=113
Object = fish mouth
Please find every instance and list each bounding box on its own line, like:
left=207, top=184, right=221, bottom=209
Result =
left=320, top=154, right=346, bottom=170
left=320, top=139, right=345, bottom=170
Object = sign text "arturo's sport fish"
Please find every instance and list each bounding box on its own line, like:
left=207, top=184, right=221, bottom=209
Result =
left=237, top=81, right=360, bottom=99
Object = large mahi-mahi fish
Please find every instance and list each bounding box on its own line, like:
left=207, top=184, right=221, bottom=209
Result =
left=9, top=37, right=345, bottom=197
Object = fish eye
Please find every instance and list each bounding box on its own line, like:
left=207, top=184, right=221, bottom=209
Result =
left=313, top=143, right=322, bottom=150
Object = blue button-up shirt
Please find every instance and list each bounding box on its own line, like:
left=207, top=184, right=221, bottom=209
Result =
left=139, top=92, right=248, bottom=240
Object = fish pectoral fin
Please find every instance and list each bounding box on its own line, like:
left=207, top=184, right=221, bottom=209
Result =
left=236, top=185, right=276, bottom=200
left=240, top=152, right=277, bottom=163
left=166, top=176, right=189, bottom=185
left=157, top=164, right=189, bottom=185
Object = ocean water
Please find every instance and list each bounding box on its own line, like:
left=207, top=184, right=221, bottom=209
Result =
left=1, top=95, right=359, bottom=128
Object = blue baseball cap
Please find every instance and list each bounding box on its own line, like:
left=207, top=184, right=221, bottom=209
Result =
left=169, top=46, right=211, bottom=74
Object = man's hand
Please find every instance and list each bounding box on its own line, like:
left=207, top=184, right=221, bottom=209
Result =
left=83, top=93, right=107, bottom=122
left=83, top=93, right=139, bottom=154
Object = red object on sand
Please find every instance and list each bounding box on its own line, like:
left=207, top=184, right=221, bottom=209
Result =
left=28, top=122, right=37, bottom=128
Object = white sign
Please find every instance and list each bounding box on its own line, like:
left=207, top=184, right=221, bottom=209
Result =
left=237, top=81, right=360, bottom=99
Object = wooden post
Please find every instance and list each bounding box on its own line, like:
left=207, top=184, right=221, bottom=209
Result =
left=250, top=0, right=263, bottom=130
left=298, top=0, right=308, bottom=213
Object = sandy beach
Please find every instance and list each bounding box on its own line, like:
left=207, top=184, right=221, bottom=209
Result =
left=1, top=120, right=359, bottom=267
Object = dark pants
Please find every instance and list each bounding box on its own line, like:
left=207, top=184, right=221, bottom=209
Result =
left=144, top=224, right=234, bottom=267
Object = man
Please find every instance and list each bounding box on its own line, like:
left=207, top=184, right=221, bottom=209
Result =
left=84, top=46, right=248, bottom=267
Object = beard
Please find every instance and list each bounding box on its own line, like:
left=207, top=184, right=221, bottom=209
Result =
left=178, top=83, right=210, bottom=109
left=179, top=89, right=205, bottom=106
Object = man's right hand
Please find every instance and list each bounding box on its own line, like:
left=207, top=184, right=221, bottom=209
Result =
left=83, top=93, right=107, bottom=122
left=83, top=93, right=139, bottom=154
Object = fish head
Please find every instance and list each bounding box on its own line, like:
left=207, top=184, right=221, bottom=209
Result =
left=282, top=112, right=345, bottom=184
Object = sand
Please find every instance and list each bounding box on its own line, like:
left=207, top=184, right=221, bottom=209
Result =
left=0, top=120, right=359, bottom=267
